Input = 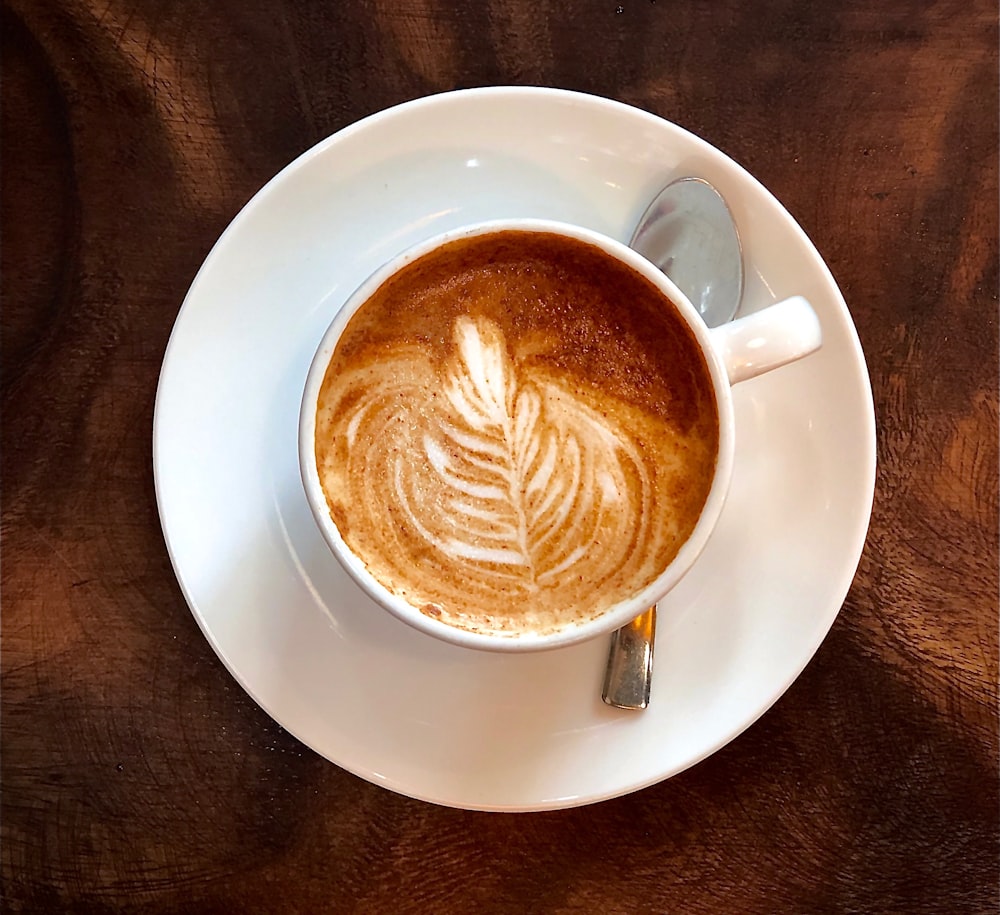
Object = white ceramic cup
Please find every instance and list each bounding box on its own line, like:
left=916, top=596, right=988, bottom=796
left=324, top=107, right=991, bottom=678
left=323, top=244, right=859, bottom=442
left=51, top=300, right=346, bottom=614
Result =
left=299, top=219, right=822, bottom=652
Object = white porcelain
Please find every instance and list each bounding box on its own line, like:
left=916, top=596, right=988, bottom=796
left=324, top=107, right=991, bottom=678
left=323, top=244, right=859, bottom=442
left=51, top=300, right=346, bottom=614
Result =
left=299, top=218, right=821, bottom=652
left=154, top=87, right=875, bottom=811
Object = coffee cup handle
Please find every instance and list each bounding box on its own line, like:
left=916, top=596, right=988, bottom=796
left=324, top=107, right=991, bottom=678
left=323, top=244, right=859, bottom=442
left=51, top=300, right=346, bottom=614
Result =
left=708, top=295, right=822, bottom=386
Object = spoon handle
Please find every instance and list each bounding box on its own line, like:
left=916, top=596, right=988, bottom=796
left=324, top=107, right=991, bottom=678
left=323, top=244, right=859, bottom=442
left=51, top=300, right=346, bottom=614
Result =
left=601, top=606, right=656, bottom=709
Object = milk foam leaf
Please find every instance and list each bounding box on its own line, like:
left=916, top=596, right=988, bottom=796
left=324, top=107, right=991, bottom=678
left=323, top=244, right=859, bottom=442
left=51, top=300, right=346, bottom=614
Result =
left=427, top=316, right=646, bottom=586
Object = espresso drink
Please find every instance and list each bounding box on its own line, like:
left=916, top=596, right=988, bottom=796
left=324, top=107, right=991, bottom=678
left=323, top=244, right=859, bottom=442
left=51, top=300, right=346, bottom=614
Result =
left=315, top=231, right=719, bottom=636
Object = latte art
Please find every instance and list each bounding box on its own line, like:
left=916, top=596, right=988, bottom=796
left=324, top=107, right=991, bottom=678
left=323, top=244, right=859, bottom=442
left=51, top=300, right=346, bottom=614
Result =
left=315, top=231, right=719, bottom=636
left=429, top=317, right=653, bottom=580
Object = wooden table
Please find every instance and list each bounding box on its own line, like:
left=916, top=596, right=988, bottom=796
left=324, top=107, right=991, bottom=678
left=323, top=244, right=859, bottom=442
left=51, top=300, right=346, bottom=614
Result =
left=4, top=1, right=996, bottom=911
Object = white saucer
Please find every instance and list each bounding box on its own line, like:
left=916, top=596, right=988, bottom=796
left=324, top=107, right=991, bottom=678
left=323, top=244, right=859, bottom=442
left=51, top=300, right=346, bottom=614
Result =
left=154, top=87, right=875, bottom=811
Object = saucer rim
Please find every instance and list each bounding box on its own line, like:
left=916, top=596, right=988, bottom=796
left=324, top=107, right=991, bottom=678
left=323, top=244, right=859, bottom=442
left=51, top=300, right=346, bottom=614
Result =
left=153, top=86, right=876, bottom=811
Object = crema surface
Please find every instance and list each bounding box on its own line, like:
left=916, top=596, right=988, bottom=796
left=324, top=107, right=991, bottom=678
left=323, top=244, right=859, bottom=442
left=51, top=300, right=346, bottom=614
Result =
left=315, top=231, right=719, bottom=636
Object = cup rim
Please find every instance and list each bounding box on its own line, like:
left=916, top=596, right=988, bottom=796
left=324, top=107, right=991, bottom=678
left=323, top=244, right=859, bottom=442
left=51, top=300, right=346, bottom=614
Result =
left=299, top=218, right=736, bottom=652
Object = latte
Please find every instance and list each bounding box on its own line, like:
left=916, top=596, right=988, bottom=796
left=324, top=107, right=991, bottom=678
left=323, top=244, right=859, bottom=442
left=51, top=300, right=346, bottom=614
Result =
left=314, top=230, right=719, bottom=636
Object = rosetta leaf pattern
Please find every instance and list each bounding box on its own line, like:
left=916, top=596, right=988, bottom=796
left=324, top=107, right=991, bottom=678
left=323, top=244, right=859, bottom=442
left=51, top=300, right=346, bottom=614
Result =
left=416, top=316, right=642, bottom=587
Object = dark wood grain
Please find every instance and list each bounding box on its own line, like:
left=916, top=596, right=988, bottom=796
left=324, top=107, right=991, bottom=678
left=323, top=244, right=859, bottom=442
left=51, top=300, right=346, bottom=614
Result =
left=3, top=0, right=997, bottom=912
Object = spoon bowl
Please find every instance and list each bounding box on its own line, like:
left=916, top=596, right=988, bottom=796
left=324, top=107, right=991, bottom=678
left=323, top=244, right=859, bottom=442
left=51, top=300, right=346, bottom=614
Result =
left=630, top=176, right=744, bottom=329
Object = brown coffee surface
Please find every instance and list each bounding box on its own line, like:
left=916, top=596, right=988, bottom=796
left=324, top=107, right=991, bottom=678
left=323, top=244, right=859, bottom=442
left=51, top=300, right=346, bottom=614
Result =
left=315, top=230, right=719, bottom=636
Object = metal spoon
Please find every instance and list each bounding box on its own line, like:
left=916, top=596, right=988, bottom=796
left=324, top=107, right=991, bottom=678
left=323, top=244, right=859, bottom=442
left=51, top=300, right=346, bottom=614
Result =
left=601, top=176, right=744, bottom=710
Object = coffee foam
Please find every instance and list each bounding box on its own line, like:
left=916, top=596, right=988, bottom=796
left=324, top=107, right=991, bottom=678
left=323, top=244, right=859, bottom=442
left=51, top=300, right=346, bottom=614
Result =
left=315, top=231, right=719, bottom=636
